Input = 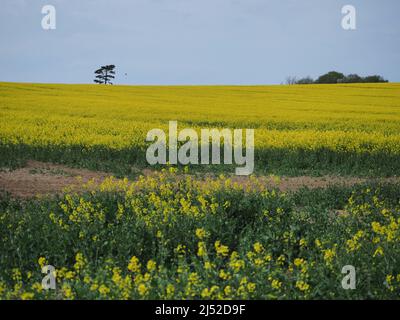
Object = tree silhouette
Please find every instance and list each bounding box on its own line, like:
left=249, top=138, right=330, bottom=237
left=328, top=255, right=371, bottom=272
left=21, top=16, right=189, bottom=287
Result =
left=316, top=71, right=345, bottom=84
left=94, top=65, right=116, bottom=85
left=285, top=71, right=388, bottom=85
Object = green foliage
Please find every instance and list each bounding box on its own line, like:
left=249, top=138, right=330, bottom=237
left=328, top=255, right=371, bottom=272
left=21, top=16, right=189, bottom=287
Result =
left=316, top=71, right=345, bottom=84
left=0, top=171, right=399, bottom=299
left=293, top=72, right=388, bottom=85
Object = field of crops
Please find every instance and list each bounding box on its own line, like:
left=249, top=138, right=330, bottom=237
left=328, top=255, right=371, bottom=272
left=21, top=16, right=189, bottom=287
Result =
left=1, top=82, right=400, bottom=300
left=1, top=170, right=400, bottom=299
left=1, top=82, right=400, bottom=176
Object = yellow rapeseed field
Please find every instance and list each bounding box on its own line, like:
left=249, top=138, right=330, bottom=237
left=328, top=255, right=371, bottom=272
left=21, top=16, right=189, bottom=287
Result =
left=1, top=82, right=400, bottom=300
left=1, top=82, right=400, bottom=175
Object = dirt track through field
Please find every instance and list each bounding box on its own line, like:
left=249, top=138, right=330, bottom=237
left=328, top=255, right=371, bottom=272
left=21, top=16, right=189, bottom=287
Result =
left=0, top=161, right=109, bottom=198
left=1, top=160, right=399, bottom=198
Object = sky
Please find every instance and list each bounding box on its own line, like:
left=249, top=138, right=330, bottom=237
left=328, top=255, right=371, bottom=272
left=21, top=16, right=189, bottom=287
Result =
left=0, top=0, right=399, bottom=85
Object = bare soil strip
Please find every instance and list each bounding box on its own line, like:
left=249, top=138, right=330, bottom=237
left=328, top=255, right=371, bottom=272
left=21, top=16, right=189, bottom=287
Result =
left=0, top=161, right=109, bottom=198
left=0, top=160, right=399, bottom=198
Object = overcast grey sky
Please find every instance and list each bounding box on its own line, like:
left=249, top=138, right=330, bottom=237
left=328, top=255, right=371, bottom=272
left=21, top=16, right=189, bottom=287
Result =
left=0, top=0, right=399, bottom=84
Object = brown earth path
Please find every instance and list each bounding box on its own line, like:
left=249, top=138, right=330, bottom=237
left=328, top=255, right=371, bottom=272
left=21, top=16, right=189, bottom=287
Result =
left=0, top=160, right=110, bottom=198
left=0, top=160, right=399, bottom=198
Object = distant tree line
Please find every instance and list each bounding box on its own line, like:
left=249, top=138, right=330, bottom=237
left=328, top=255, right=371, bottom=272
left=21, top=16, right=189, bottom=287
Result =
left=286, top=71, right=388, bottom=85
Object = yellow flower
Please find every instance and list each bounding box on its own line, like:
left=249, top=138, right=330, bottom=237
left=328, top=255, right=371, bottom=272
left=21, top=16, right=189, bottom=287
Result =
left=20, top=292, right=34, bottom=300
left=90, top=283, right=98, bottom=291
left=299, top=238, right=307, bottom=247
left=98, top=284, right=110, bottom=296
left=62, top=284, right=74, bottom=299
left=0, top=282, right=6, bottom=297
left=219, top=269, right=231, bottom=280
left=166, top=284, right=175, bottom=297
left=188, top=272, right=199, bottom=284
left=31, top=282, right=43, bottom=294
left=201, top=288, right=211, bottom=298
left=271, top=279, right=282, bottom=289
left=143, top=272, right=151, bottom=282
left=372, top=237, right=380, bottom=244
left=112, top=267, right=122, bottom=285
left=197, top=242, right=207, bottom=257
left=294, top=258, right=305, bottom=267
left=38, top=257, right=47, bottom=268
left=300, top=265, right=308, bottom=274
left=215, top=241, right=229, bottom=257
left=254, top=258, right=264, bottom=267
left=74, top=252, right=86, bottom=272
left=195, top=228, right=208, bottom=240
left=247, top=251, right=255, bottom=260
left=323, top=248, right=336, bottom=264
left=247, top=282, right=256, bottom=293
left=174, top=244, right=186, bottom=257
left=253, top=242, right=264, bottom=254
left=224, top=286, right=233, bottom=296
left=137, top=283, right=148, bottom=296
left=371, top=222, right=385, bottom=235
left=147, top=260, right=157, bottom=272
left=229, top=252, right=245, bottom=272
left=346, top=230, right=364, bottom=253
left=386, top=275, right=394, bottom=291
left=277, top=255, right=286, bottom=265
left=56, top=267, right=67, bottom=280
left=373, top=246, right=384, bottom=257
left=296, top=280, right=310, bottom=292
left=230, top=259, right=245, bottom=272
left=128, top=256, right=141, bottom=273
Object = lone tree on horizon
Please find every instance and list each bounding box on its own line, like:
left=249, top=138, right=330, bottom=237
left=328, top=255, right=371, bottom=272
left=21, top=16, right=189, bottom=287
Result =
left=94, top=65, right=116, bottom=85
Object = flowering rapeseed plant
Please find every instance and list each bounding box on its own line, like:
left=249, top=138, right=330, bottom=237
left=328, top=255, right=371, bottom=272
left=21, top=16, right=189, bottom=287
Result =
left=0, top=170, right=399, bottom=299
